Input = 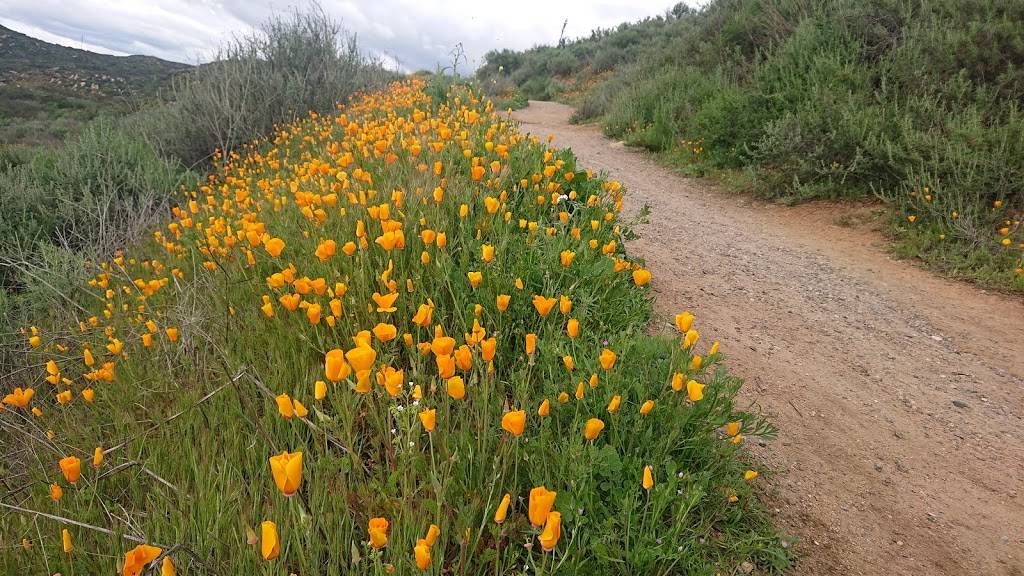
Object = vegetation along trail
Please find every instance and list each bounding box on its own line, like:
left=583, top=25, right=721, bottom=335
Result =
left=513, top=100, right=1024, bottom=575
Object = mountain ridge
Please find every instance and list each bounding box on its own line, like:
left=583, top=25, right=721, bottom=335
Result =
left=0, top=23, right=192, bottom=100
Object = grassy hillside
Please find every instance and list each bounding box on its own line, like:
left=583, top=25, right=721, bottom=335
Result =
left=0, top=24, right=191, bottom=145
left=478, top=0, right=1024, bottom=291
left=1, top=78, right=788, bottom=574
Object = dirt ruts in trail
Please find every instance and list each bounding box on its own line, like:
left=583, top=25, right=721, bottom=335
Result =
left=513, top=100, right=1024, bottom=575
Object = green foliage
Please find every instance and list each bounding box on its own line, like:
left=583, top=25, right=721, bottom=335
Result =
left=0, top=119, right=189, bottom=278
left=479, top=0, right=1024, bottom=290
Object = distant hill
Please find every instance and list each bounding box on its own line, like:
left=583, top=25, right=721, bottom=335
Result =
left=0, top=24, right=191, bottom=101
left=0, top=24, right=192, bottom=144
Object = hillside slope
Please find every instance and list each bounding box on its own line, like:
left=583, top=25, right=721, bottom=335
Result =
left=0, top=24, right=191, bottom=143
left=479, top=0, right=1024, bottom=291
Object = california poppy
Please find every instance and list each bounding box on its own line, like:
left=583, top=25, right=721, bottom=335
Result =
left=532, top=295, right=556, bottom=317
left=599, top=348, right=616, bottom=371
left=264, top=237, right=285, bottom=257
left=674, top=312, right=694, bottom=333
left=261, top=520, right=279, bottom=560
left=59, top=456, right=81, bottom=485
left=454, top=345, right=473, bottom=371
left=607, top=395, right=621, bottom=413
left=559, top=295, right=572, bottom=315
left=412, top=301, right=435, bottom=327
left=373, top=322, right=398, bottom=342
left=481, top=337, right=497, bottom=362
left=528, top=486, right=557, bottom=527
left=425, top=524, right=440, bottom=547
left=539, top=512, right=562, bottom=551
left=414, top=540, right=431, bottom=570
left=325, top=349, right=350, bottom=382
left=567, top=318, right=579, bottom=338
left=583, top=418, right=605, bottom=441
left=683, top=329, right=699, bottom=350
left=495, top=493, right=511, bottom=523
left=315, top=239, right=336, bottom=261
left=419, top=408, right=436, bottom=432
left=437, top=354, right=456, bottom=379
left=686, top=380, right=704, bottom=402
left=275, top=394, right=294, bottom=419
left=269, top=451, right=302, bottom=496
left=122, top=544, right=162, bottom=576
left=560, top=250, right=575, bottom=268
left=726, top=421, right=741, bottom=437
left=446, top=376, right=466, bottom=400
left=501, top=410, right=526, bottom=436
left=496, top=294, right=511, bottom=312
left=642, top=465, right=654, bottom=491
left=632, top=268, right=652, bottom=286
left=368, top=517, right=389, bottom=548
left=3, top=387, right=34, bottom=408
left=372, top=291, right=399, bottom=313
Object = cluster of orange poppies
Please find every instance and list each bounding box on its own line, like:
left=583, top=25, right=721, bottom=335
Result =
left=8, top=78, right=762, bottom=573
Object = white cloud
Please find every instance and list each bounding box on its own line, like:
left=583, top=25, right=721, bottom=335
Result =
left=0, top=0, right=700, bottom=71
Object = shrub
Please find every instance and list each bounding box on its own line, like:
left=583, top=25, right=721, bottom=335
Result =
left=139, top=6, right=392, bottom=168
left=0, top=119, right=189, bottom=290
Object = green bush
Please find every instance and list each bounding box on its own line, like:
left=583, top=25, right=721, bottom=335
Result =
left=139, top=6, right=392, bottom=168
left=0, top=119, right=187, bottom=266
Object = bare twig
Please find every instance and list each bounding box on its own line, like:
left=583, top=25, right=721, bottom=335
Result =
left=0, top=501, right=164, bottom=546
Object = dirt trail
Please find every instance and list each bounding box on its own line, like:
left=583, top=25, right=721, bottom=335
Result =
left=514, top=101, right=1024, bottom=575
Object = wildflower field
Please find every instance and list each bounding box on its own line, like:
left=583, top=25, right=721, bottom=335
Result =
left=2, top=79, right=788, bottom=574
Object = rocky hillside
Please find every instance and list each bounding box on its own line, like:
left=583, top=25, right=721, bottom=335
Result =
left=0, top=24, right=190, bottom=98
left=0, top=24, right=191, bottom=144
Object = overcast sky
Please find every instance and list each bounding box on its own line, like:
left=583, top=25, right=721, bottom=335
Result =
left=0, top=1, right=701, bottom=72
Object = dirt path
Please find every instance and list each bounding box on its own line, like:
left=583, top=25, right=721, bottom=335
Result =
left=513, top=101, right=1024, bottom=575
